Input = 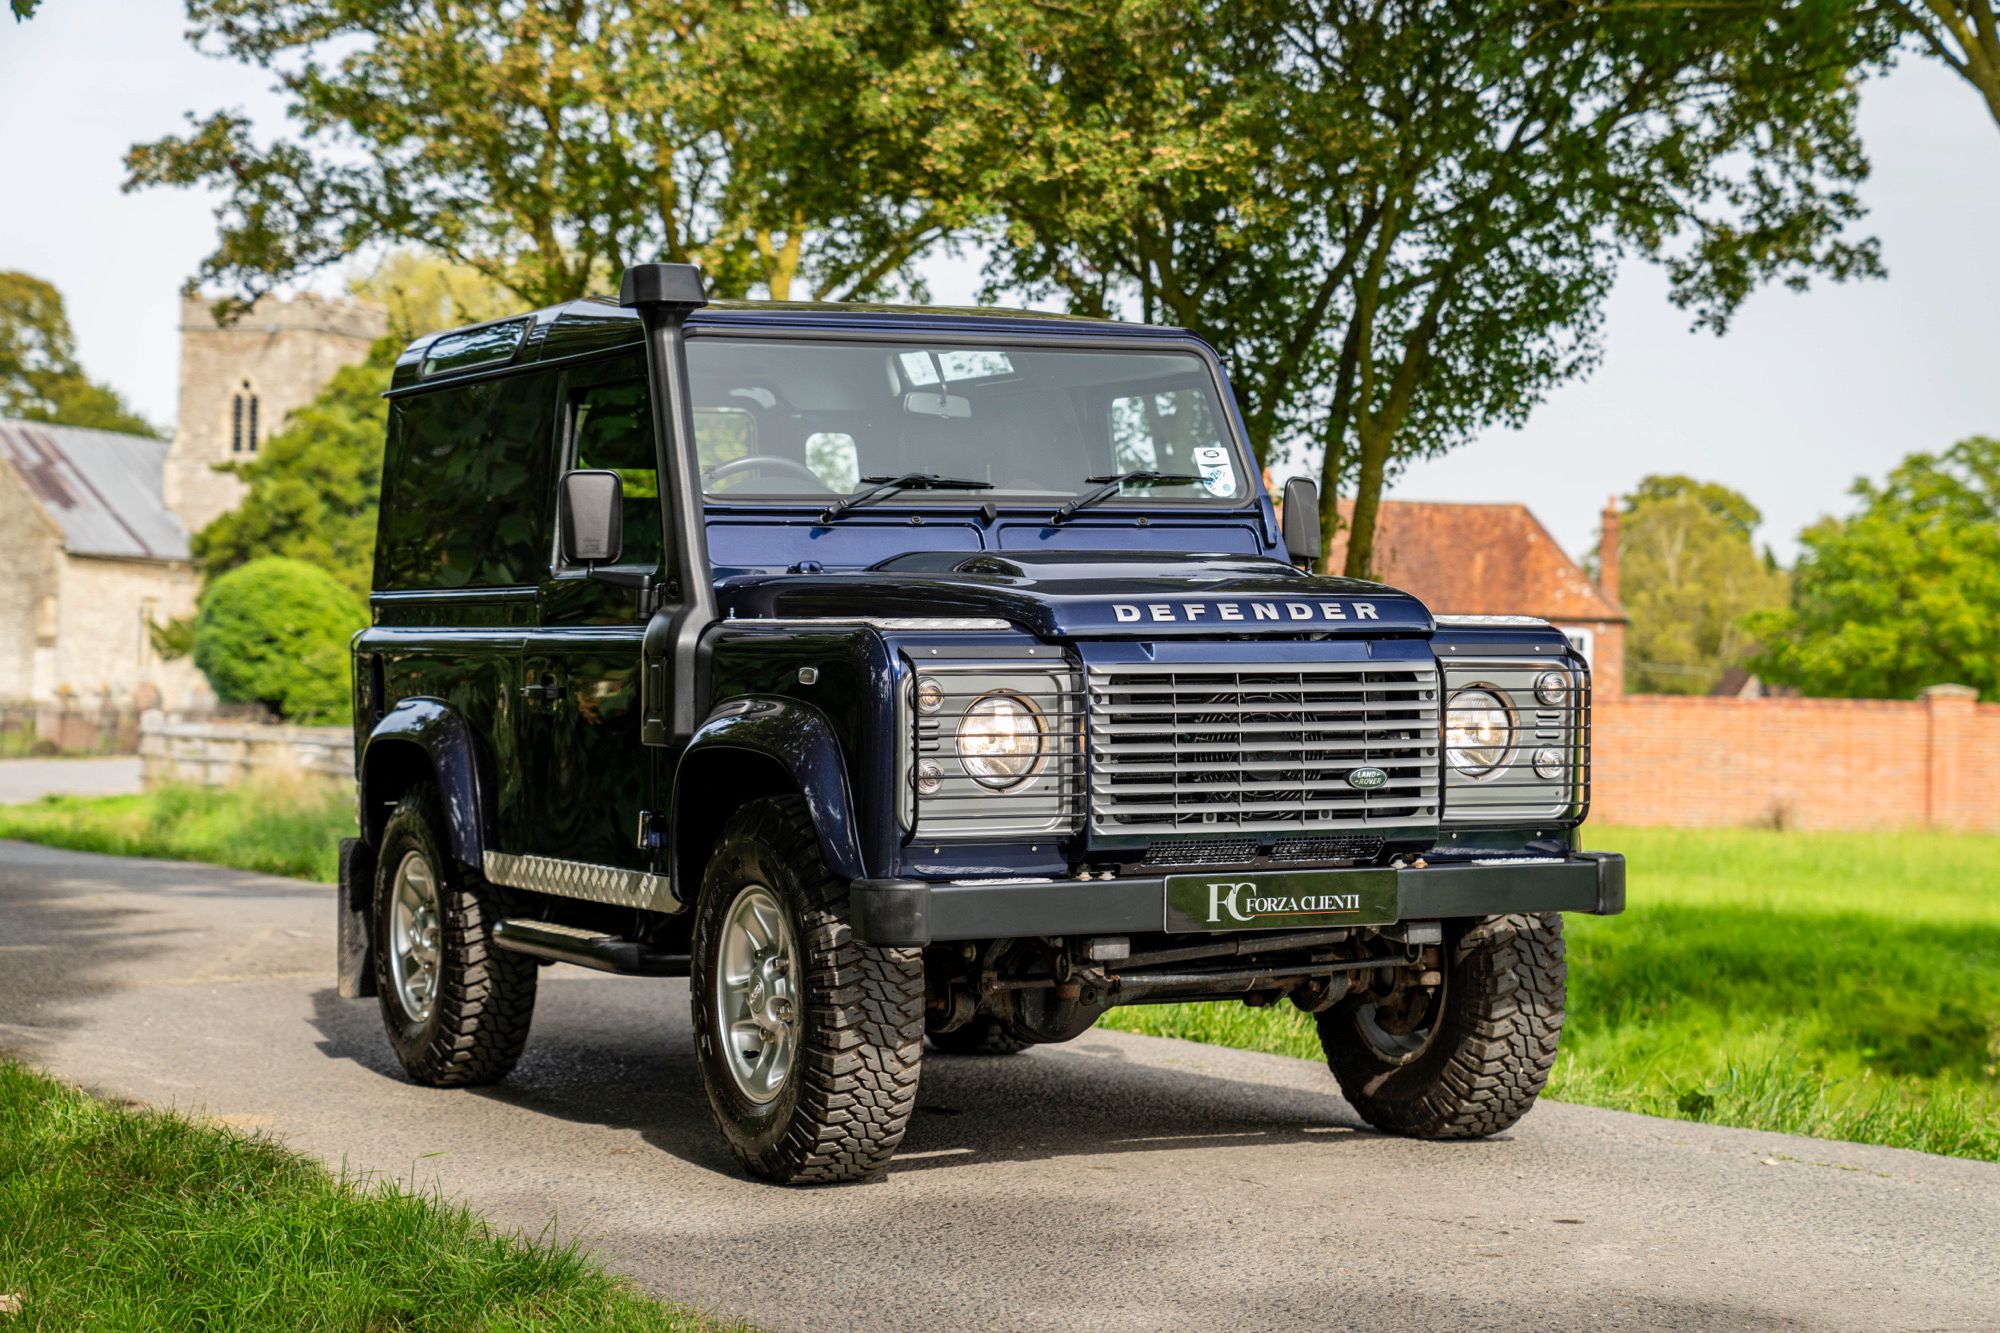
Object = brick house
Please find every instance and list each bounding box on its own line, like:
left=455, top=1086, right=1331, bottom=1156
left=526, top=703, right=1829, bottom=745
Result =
left=1326, top=499, right=1627, bottom=697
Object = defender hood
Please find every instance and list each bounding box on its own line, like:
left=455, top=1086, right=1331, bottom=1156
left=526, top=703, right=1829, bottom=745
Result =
left=716, top=550, right=1434, bottom=638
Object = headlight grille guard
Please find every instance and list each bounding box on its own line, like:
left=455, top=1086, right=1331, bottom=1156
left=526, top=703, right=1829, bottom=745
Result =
left=899, top=653, right=1085, bottom=842
left=1439, top=656, right=1592, bottom=827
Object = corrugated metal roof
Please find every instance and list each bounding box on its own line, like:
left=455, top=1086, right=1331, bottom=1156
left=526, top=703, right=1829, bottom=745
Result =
left=1327, top=499, right=1624, bottom=623
left=0, top=419, right=190, bottom=562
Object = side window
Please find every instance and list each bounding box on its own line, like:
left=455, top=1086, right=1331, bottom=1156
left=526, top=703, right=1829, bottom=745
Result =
left=375, top=371, right=556, bottom=590
left=569, top=377, right=662, bottom=569
left=805, top=431, right=860, bottom=491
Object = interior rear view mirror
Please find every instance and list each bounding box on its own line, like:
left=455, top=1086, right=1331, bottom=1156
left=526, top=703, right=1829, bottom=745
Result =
left=904, top=390, right=972, bottom=419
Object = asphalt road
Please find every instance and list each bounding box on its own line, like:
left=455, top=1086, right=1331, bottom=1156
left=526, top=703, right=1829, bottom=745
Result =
left=3, top=840, right=1996, bottom=1332
left=0, top=756, right=141, bottom=804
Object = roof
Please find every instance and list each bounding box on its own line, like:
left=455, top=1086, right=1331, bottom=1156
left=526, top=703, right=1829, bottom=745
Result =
left=1326, top=499, right=1622, bottom=623
left=390, top=295, right=1194, bottom=395
left=0, top=419, right=189, bottom=562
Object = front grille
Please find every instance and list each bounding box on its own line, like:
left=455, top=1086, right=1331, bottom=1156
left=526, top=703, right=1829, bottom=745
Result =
left=1087, top=662, right=1440, bottom=835
left=1141, top=839, right=1258, bottom=866
left=1273, top=836, right=1384, bottom=863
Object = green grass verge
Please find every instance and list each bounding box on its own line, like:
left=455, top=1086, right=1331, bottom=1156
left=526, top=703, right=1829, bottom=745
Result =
left=0, top=781, right=355, bottom=882
left=0, top=1060, right=735, bottom=1331
left=1105, top=827, right=2000, bottom=1161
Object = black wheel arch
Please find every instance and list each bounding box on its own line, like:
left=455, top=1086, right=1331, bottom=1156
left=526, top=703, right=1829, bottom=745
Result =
left=358, top=698, right=496, bottom=871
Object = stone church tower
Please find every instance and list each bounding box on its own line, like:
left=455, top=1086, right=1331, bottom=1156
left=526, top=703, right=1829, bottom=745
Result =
left=163, top=292, right=388, bottom=536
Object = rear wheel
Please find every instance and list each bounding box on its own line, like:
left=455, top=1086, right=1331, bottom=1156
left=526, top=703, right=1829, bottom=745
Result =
left=1318, top=913, right=1565, bottom=1139
left=691, top=796, right=925, bottom=1184
left=371, top=784, right=537, bottom=1086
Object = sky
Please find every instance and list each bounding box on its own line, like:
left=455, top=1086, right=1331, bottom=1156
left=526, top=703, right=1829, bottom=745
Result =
left=3, top=6, right=1996, bottom=564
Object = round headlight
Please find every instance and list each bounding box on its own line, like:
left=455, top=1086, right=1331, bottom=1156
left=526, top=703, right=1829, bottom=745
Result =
left=956, top=693, right=1047, bottom=790
left=1534, top=671, right=1569, bottom=706
left=1445, top=687, right=1513, bottom=776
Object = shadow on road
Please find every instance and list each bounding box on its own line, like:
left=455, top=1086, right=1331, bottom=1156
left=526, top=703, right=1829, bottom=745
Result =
left=306, top=975, right=1394, bottom=1182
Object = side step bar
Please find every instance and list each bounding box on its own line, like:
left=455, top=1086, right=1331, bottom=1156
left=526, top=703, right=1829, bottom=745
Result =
left=492, top=919, right=688, bottom=977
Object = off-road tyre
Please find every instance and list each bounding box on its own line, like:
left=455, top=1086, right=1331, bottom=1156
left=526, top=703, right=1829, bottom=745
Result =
left=1318, top=913, right=1565, bottom=1139
left=372, top=783, right=537, bottom=1086
left=691, top=796, right=925, bottom=1184
left=927, top=1015, right=1034, bottom=1056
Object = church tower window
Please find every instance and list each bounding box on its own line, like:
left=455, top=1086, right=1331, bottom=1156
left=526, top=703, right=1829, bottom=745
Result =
left=231, top=381, right=261, bottom=453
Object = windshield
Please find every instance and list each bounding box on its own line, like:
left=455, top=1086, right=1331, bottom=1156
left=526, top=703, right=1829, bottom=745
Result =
left=686, top=338, right=1250, bottom=506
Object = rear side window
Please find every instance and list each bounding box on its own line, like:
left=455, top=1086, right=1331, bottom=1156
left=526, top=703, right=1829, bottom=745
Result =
left=375, top=371, right=557, bottom=590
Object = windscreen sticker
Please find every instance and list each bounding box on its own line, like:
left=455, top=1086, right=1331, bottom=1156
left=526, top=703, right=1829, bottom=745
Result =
left=1194, top=445, right=1237, bottom=497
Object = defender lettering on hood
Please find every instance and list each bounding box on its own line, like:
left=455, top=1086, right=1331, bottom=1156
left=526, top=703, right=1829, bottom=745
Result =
left=1111, top=599, right=1380, bottom=624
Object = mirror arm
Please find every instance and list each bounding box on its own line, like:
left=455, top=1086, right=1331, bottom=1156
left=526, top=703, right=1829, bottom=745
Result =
left=584, top=564, right=658, bottom=615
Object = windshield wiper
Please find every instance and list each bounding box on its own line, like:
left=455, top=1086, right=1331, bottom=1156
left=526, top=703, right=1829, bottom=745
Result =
left=820, top=472, right=993, bottom=523
left=1053, top=469, right=1203, bottom=524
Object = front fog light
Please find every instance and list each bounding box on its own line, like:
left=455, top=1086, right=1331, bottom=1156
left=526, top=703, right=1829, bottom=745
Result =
left=1445, top=687, right=1513, bottom=776
left=957, top=693, right=1046, bottom=790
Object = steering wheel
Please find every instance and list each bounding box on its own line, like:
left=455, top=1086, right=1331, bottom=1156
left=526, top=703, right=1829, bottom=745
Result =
left=701, top=454, right=830, bottom=491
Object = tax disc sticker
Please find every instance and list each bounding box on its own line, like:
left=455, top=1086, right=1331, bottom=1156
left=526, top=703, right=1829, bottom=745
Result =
left=1194, top=445, right=1237, bottom=497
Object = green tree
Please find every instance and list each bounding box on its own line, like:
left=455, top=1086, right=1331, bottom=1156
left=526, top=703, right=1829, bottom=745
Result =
left=1616, top=476, right=1791, bottom=695
left=193, top=557, right=366, bottom=723
left=192, top=346, right=394, bottom=600
left=1884, top=1, right=2000, bottom=131
left=0, top=271, right=158, bottom=436
left=1749, top=437, right=2000, bottom=698
left=350, top=251, right=517, bottom=343
left=811, top=0, right=1891, bottom=573
left=10, top=0, right=41, bottom=19
left=125, top=0, right=959, bottom=311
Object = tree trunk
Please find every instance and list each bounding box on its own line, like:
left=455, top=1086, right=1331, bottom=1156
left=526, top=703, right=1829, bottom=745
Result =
left=1343, top=422, right=1393, bottom=579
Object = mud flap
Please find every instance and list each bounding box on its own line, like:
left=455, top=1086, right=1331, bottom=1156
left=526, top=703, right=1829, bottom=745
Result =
left=337, top=836, right=378, bottom=998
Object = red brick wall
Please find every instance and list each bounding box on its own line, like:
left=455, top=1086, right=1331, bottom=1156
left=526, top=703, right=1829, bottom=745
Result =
left=1592, top=686, right=1999, bottom=833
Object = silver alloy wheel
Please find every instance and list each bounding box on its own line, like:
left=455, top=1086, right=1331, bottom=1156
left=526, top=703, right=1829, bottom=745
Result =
left=389, top=849, right=443, bottom=1025
left=712, top=883, right=800, bottom=1105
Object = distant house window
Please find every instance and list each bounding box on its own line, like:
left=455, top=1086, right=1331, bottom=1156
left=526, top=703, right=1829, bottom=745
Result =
left=231, top=380, right=261, bottom=453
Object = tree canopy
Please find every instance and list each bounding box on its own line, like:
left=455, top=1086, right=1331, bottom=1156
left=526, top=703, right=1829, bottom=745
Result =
left=790, top=0, right=1894, bottom=573
left=1884, top=0, right=2000, bottom=131
left=1749, top=437, right=2000, bottom=699
left=125, top=0, right=959, bottom=311
left=1616, top=476, right=1790, bottom=695
left=0, top=271, right=157, bottom=436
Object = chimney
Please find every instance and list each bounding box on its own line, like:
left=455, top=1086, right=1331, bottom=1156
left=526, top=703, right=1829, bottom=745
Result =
left=1598, top=497, right=1621, bottom=607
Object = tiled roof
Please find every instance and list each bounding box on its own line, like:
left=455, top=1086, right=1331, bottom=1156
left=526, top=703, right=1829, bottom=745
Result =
left=0, top=419, right=190, bottom=562
left=1326, top=499, right=1622, bottom=623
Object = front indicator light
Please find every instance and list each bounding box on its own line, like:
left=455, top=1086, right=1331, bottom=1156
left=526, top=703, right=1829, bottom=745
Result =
left=1532, top=747, right=1565, bottom=780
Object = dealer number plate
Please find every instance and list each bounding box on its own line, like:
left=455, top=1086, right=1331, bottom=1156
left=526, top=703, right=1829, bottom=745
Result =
left=1163, top=867, right=1399, bottom=933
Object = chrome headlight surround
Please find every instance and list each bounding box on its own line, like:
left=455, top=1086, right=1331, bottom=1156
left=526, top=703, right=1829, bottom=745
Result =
left=900, top=653, right=1082, bottom=841
left=1444, top=685, right=1516, bottom=778
left=1439, top=652, right=1589, bottom=826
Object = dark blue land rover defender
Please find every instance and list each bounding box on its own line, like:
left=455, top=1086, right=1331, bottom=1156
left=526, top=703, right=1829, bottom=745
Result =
left=337, top=263, right=1623, bottom=1184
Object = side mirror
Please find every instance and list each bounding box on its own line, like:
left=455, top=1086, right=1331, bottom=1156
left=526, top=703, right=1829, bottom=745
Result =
left=560, top=469, right=624, bottom=565
left=1280, top=475, right=1321, bottom=570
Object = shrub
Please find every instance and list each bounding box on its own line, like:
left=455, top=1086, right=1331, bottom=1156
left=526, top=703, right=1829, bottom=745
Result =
left=192, top=557, right=364, bottom=723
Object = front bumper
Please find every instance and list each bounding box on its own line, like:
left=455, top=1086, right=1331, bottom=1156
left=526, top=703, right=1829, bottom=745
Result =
left=850, top=852, right=1624, bottom=947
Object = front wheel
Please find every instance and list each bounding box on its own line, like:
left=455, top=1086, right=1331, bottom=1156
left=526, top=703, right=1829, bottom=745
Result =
left=1318, top=913, right=1565, bottom=1139
left=690, top=796, right=925, bottom=1184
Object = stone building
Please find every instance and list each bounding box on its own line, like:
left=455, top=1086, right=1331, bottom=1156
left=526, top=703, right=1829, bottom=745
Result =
left=1327, top=498, right=1628, bottom=697
left=0, top=292, right=385, bottom=709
